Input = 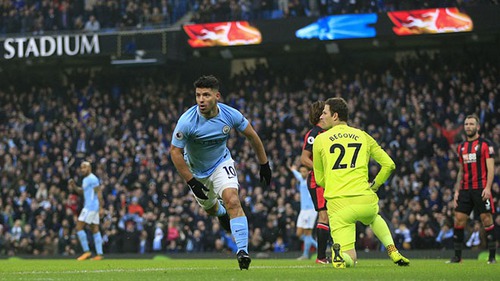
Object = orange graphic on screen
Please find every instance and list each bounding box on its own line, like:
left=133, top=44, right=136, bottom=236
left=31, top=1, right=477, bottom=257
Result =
left=388, top=8, right=473, bottom=35
left=183, top=21, right=262, bottom=48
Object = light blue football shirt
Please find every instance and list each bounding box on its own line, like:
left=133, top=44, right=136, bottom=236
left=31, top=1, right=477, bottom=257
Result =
left=82, top=173, right=100, bottom=211
left=171, top=103, right=249, bottom=178
left=292, top=169, right=315, bottom=211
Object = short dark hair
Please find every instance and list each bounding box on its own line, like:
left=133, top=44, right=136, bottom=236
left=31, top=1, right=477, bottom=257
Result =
left=465, top=114, right=479, bottom=125
left=325, top=97, right=348, bottom=121
left=194, top=75, right=220, bottom=91
left=309, top=101, right=325, bottom=126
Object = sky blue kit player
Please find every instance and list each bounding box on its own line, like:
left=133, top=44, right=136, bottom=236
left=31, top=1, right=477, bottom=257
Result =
left=83, top=174, right=100, bottom=211
left=291, top=167, right=315, bottom=212
left=69, top=161, right=104, bottom=261
left=291, top=165, right=318, bottom=260
left=172, top=102, right=246, bottom=179
left=170, top=75, right=272, bottom=270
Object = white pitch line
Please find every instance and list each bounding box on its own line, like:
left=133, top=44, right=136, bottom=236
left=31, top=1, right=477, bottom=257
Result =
left=4, top=265, right=317, bottom=275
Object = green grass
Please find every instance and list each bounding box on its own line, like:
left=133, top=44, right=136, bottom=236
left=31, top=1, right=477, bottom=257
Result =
left=0, top=258, right=497, bottom=281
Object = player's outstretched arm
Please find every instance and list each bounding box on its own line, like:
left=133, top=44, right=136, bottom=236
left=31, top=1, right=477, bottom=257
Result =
left=288, top=165, right=302, bottom=182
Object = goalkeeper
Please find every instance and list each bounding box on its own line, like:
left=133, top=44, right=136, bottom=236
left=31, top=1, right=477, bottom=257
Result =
left=313, top=97, right=409, bottom=268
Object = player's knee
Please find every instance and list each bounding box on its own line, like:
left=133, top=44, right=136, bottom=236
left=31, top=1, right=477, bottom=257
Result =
left=480, top=214, right=493, bottom=226
left=224, top=196, right=241, bottom=211
left=454, top=214, right=467, bottom=226
left=76, top=223, right=85, bottom=231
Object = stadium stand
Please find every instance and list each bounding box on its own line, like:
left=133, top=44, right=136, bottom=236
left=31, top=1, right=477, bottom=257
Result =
left=0, top=0, right=496, bottom=36
left=0, top=1, right=499, bottom=258
left=0, top=46, right=498, bottom=256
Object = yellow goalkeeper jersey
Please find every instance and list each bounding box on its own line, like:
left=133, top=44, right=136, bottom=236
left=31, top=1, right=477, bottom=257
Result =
left=312, top=124, right=395, bottom=200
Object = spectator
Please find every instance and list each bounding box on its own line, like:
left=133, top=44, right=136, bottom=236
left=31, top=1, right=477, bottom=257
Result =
left=73, top=16, right=85, bottom=30
left=58, top=1, right=73, bottom=30
left=465, top=221, right=482, bottom=250
left=416, top=221, right=437, bottom=249
left=249, top=227, right=264, bottom=252
left=150, top=7, right=164, bottom=25
left=0, top=44, right=499, bottom=258
left=83, top=15, right=100, bottom=32
left=0, top=0, right=494, bottom=35
left=44, top=8, right=59, bottom=31
left=394, top=223, right=412, bottom=250
left=436, top=223, right=454, bottom=250
left=358, top=227, right=380, bottom=252
left=10, top=220, right=22, bottom=242
left=152, top=222, right=164, bottom=252
left=273, top=236, right=286, bottom=253
left=118, top=220, right=140, bottom=253
left=166, top=220, right=181, bottom=252
left=128, top=197, right=144, bottom=217
left=186, top=229, right=204, bottom=252
left=139, top=230, right=148, bottom=253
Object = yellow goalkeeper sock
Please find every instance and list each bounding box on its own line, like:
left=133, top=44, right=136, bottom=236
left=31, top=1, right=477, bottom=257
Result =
left=387, top=244, right=397, bottom=255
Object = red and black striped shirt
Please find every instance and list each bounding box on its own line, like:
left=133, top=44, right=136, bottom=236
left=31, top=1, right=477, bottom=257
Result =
left=457, top=137, right=495, bottom=190
left=302, top=125, right=324, bottom=153
left=303, top=125, right=324, bottom=183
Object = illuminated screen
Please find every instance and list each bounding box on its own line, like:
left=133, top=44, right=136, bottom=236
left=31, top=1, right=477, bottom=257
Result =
left=183, top=21, right=262, bottom=48
left=295, top=14, right=377, bottom=40
left=388, top=8, right=473, bottom=35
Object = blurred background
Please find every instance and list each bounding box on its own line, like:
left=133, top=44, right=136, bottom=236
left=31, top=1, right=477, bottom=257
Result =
left=0, top=0, right=499, bottom=258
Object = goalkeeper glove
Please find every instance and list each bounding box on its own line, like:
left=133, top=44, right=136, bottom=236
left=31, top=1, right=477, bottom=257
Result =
left=187, top=178, right=209, bottom=199
left=259, top=162, right=272, bottom=186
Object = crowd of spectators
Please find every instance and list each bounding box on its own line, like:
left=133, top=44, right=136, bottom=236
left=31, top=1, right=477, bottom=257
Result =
left=0, top=0, right=179, bottom=36
left=193, top=0, right=496, bottom=23
left=0, top=0, right=497, bottom=36
left=0, top=46, right=499, bottom=257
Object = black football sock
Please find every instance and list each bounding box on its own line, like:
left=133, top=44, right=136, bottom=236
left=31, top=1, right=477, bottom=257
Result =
left=485, top=225, right=496, bottom=261
left=316, top=223, right=330, bottom=260
left=453, top=226, right=464, bottom=259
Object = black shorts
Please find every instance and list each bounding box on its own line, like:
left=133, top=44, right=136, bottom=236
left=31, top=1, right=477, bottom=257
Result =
left=455, top=189, right=495, bottom=215
left=307, top=173, right=327, bottom=211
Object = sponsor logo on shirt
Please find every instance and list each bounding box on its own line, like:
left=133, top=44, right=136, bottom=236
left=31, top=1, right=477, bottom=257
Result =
left=192, top=137, right=227, bottom=145
left=462, top=153, right=477, bottom=163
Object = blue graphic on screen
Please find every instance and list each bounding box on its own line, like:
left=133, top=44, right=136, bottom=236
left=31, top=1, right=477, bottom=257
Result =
left=296, top=14, right=377, bottom=40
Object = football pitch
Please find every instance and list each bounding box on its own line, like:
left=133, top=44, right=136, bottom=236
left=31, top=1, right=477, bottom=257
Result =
left=0, top=257, right=497, bottom=281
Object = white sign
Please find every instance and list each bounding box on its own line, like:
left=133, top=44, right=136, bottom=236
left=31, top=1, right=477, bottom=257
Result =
left=3, top=34, right=100, bottom=59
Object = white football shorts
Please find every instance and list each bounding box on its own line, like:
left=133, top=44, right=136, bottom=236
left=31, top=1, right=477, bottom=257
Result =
left=196, top=159, right=239, bottom=210
left=297, top=209, right=318, bottom=229
left=78, top=208, right=100, bottom=225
